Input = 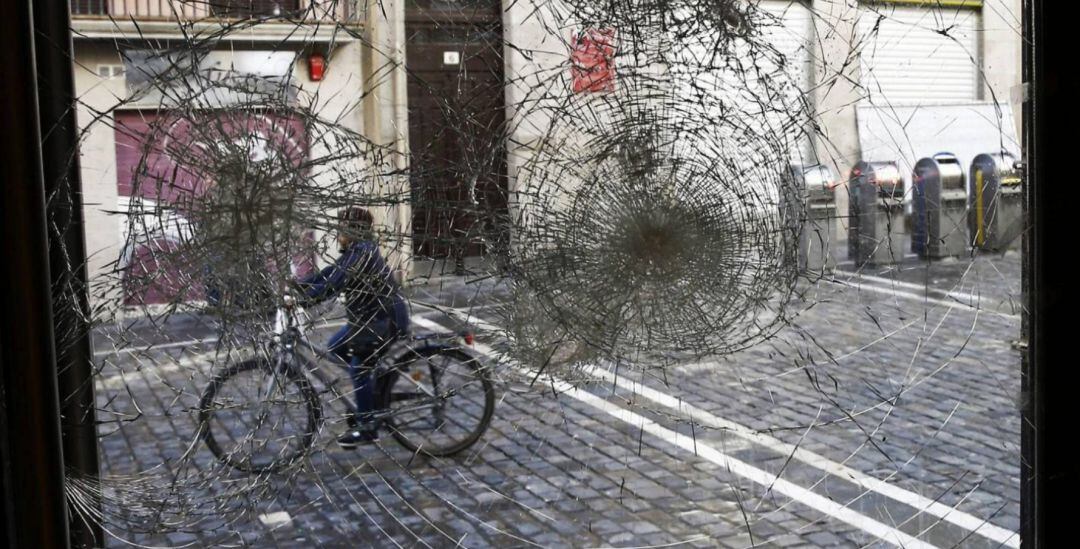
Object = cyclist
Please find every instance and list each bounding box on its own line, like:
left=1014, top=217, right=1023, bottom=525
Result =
left=296, top=207, right=410, bottom=448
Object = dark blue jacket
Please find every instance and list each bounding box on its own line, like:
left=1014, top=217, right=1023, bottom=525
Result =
left=298, top=240, right=409, bottom=330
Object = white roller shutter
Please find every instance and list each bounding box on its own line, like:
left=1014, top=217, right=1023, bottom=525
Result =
left=760, top=1, right=813, bottom=91
left=760, top=1, right=815, bottom=162
left=859, top=5, right=981, bottom=105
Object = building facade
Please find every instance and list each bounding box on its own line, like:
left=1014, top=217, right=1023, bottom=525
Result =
left=70, top=0, right=1022, bottom=305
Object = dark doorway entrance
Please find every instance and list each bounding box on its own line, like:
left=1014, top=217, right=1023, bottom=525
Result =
left=405, top=1, right=508, bottom=265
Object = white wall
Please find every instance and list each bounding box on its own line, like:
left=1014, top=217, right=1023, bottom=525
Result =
left=980, top=0, right=1025, bottom=141
left=73, top=44, right=128, bottom=294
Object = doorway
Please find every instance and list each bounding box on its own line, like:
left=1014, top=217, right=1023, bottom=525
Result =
left=405, top=1, right=508, bottom=266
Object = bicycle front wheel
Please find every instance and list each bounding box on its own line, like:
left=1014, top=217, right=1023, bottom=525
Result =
left=379, top=347, right=495, bottom=457
left=197, top=358, right=321, bottom=474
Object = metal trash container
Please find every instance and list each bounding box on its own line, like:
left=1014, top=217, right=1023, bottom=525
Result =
left=970, top=151, right=1023, bottom=252
left=848, top=161, right=905, bottom=267
left=783, top=164, right=839, bottom=273
left=911, top=152, right=969, bottom=259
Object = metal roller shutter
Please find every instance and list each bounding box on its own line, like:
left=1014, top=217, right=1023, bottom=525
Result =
left=760, top=1, right=813, bottom=91
left=858, top=4, right=981, bottom=105
left=760, top=1, right=815, bottom=162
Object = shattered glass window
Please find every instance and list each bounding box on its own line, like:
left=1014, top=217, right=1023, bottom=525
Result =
left=54, top=0, right=1024, bottom=546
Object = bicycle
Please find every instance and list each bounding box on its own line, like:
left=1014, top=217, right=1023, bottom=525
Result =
left=196, top=294, right=496, bottom=474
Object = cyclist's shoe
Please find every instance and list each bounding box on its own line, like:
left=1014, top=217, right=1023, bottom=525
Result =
left=337, top=428, right=379, bottom=449
left=346, top=412, right=378, bottom=429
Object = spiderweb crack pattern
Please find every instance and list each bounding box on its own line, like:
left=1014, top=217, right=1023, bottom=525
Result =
left=51, top=0, right=1025, bottom=546
left=500, top=0, right=812, bottom=372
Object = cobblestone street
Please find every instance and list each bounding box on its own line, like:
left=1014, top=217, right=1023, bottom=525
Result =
left=92, top=253, right=1022, bottom=548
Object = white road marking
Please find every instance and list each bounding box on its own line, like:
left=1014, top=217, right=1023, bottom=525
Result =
left=95, top=349, right=237, bottom=390
left=837, top=271, right=988, bottom=305
left=426, top=308, right=501, bottom=332
left=411, top=316, right=940, bottom=549
left=92, top=319, right=349, bottom=358
left=544, top=376, right=940, bottom=549
left=421, top=310, right=1022, bottom=548
left=93, top=310, right=451, bottom=385
left=418, top=274, right=1019, bottom=325
left=578, top=364, right=1021, bottom=548
left=93, top=338, right=217, bottom=358
left=823, top=277, right=1020, bottom=320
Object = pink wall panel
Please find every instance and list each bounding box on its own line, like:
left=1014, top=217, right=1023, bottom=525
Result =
left=114, top=109, right=311, bottom=305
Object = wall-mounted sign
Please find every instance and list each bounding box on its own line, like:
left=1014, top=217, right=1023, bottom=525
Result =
left=571, top=28, right=616, bottom=94
left=443, top=51, right=461, bottom=65
left=122, top=50, right=299, bottom=107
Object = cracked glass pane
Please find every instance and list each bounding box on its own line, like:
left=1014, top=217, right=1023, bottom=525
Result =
left=54, top=0, right=1023, bottom=546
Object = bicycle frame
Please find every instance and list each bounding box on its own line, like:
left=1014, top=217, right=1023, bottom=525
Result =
left=267, top=299, right=475, bottom=420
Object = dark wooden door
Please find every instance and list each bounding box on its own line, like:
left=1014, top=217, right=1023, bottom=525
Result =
left=406, top=3, right=508, bottom=260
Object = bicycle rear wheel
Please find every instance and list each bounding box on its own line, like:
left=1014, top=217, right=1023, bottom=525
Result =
left=379, top=347, right=495, bottom=457
left=197, top=358, right=321, bottom=474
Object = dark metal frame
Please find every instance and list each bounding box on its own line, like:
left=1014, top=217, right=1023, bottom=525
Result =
left=1, top=0, right=102, bottom=547
left=1019, top=1, right=1080, bottom=547
left=0, top=0, right=75, bottom=547
left=34, top=1, right=103, bottom=547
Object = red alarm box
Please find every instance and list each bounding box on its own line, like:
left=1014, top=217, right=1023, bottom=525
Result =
left=308, top=52, right=326, bottom=81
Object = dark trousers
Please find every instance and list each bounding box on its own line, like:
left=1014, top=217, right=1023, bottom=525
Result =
left=327, top=317, right=398, bottom=428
